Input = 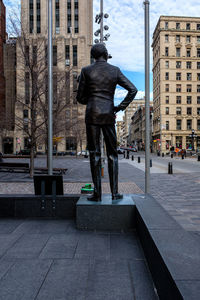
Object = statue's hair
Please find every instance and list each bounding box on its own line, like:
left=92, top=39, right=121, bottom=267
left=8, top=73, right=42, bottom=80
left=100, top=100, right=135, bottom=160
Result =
left=91, top=43, right=108, bottom=59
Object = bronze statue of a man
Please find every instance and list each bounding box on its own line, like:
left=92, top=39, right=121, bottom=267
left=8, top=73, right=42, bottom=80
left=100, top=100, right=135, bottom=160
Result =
left=77, top=44, right=137, bottom=201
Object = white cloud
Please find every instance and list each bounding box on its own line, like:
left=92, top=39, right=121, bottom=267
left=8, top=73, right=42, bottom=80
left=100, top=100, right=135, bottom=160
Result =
left=5, top=0, right=200, bottom=73
left=94, top=0, right=200, bottom=72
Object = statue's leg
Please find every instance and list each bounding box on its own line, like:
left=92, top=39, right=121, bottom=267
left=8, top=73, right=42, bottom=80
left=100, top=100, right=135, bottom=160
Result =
left=102, top=125, right=123, bottom=200
left=86, top=124, right=102, bottom=201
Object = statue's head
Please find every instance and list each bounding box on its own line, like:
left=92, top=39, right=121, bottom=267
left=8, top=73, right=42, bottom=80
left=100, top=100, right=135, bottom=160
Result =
left=91, top=43, right=108, bottom=60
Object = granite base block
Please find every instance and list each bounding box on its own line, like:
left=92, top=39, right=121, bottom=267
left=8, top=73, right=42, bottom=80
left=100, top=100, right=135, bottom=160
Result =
left=76, top=195, right=135, bottom=231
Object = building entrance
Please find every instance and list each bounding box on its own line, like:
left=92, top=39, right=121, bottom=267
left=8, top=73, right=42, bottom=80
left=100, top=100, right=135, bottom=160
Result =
left=3, top=137, right=13, bottom=154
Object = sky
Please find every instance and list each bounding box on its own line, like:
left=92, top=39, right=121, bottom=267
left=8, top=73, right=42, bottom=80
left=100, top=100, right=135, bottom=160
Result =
left=4, top=0, right=200, bottom=121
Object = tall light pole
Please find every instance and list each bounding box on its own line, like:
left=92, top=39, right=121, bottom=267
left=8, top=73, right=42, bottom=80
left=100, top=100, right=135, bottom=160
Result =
left=100, top=0, right=103, bottom=43
left=48, top=0, right=53, bottom=175
left=144, top=0, right=150, bottom=194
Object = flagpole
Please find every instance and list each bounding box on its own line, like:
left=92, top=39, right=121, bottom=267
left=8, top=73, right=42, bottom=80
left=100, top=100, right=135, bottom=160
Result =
left=48, top=0, right=53, bottom=175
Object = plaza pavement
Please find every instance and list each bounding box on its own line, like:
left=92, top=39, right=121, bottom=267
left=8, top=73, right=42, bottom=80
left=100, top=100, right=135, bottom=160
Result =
left=0, top=155, right=200, bottom=234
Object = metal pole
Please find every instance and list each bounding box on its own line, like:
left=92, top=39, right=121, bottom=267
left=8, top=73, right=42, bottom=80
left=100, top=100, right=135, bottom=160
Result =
left=100, top=0, right=103, bottom=43
left=48, top=0, right=53, bottom=175
left=144, top=1, right=150, bottom=194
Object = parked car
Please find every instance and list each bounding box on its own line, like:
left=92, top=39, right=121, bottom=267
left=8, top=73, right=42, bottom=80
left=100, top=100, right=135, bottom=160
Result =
left=77, top=150, right=89, bottom=156
left=117, top=148, right=125, bottom=154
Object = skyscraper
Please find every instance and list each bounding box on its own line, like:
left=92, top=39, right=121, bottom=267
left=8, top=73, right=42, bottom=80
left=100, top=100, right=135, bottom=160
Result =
left=14, top=0, right=93, bottom=153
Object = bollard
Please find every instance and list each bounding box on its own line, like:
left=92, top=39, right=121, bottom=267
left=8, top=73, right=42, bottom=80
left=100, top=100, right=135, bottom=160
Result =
left=123, top=152, right=125, bottom=158
left=198, top=155, right=200, bottom=162
left=132, top=155, right=134, bottom=161
left=138, top=157, right=141, bottom=163
left=171, top=153, right=173, bottom=158
left=126, top=151, right=129, bottom=159
left=168, top=162, right=173, bottom=174
left=162, top=153, right=164, bottom=157
left=150, top=159, right=152, bottom=167
left=182, top=154, right=184, bottom=160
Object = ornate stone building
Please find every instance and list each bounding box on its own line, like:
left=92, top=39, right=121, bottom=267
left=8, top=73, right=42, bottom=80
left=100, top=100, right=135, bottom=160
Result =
left=153, top=16, right=200, bottom=153
left=13, top=0, right=93, bottom=153
left=0, top=0, right=6, bottom=128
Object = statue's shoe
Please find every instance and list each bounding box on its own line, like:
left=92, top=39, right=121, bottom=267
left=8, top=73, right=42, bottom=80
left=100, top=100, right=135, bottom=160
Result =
left=112, top=193, right=123, bottom=200
left=87, top=194, right=101, bottom=202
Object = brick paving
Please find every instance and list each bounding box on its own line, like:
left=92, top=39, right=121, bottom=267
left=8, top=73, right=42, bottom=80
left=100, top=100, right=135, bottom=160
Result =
left=0, top=156, right=200, bottom=233
left=0, top=182, right=143, bottom=195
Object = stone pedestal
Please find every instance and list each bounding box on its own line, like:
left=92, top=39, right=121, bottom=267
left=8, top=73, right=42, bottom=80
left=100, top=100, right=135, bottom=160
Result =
left=76, top=195, right=135, bottom=231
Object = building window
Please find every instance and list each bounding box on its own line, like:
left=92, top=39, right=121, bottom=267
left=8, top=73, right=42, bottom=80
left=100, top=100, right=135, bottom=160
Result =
left=66, top=137, right=77, bottom=151
left=197, top=62, right=200, bottom=69
left=186, top=61, right=191, bottom=69
left=186, top=49, right=191, bottom=57
left=166, top=107, right=169, bottom=115
left=73, top=45, right=77, bottom=66
left=165, top=84, right=169, bottom=92
left=187, top=73, right=192, bottom=81
left=197, top=108, right=200, bottom=115
left=25, top=72, right=30, bottom=104
left=197, top=120, right=200, bottom=130
left=186, top=23, right=190, bottom=30
left=176, top=72, right=181, bottom=80
left=197, top=36, right=200, bottom=43
left=67, top=0, right=72, bottom=33
left=176, top=120, right=181, bottom=130
left=165, top=22, right=168, bottom=29
left=29, top=0, right=34, bottom=34
left=166, top=121, right=169, bottom=130
left=197, top=48, right=200, bottom=58
left=186, top=35, right=191, bottom=43
left=165, top=72, right=169, bottom=80
left=32, top=46, right=37, bottom=63
left=197, top=86, right=200, bottom=93
left=176, top=35, right=180, bottom=42
left=176, top=48, right=180, bottom=57
left=165, top=61, right=169, bottom=68
left=187, top=120, right=192, bottom=130
left=187, top=84, right=192, bottom=92
left=53, top=73, right=57, bottom=104
left=197, top=73, right=200, bottom=81
left=176, top=96, right=181, bottom=104
left=187, top=96, right=192, bottom=104
left=55, top=0, right=60, bottom=34
left=66, top=72, right=70, bottom=103
left=36, top=0, right=41, bottom=33
left=165, top=96, right=169, bottom=104
left=65, top=45, right=70, bottom=65
left=197, top=96, right=200, bottom=104
left=53, top=46, right=57, bottom=66
left=176, top=22, right=180, bottom=29
left=187, top=107, right=192, bottom=115
left=165, top=47, right=168, bottom=56
left=176, top=61, right=181, bottom=68
left=165, top=35, right=169, bottom=42
left=197, top=24, right=200, bottom=30
left=74, top=0, right=79, bottom=33
left=176, top=84, right=181, bottom=92
left=176, top=107, right=181, bottom=115
left=25, top=46, right=29, bottom=66
left=23, top=109, right=28, bottom=119
left=176, top=136, right=182, bottom=148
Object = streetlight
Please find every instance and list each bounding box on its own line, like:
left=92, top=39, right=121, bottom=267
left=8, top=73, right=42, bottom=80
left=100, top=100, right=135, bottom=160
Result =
left=189, top=129, right=197, bottom=151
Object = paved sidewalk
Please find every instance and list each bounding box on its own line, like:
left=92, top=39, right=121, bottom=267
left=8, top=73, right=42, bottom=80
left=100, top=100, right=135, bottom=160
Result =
left=0, top=219, right=157, bottom=300
left=0, top=157, right=200, bottom=233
